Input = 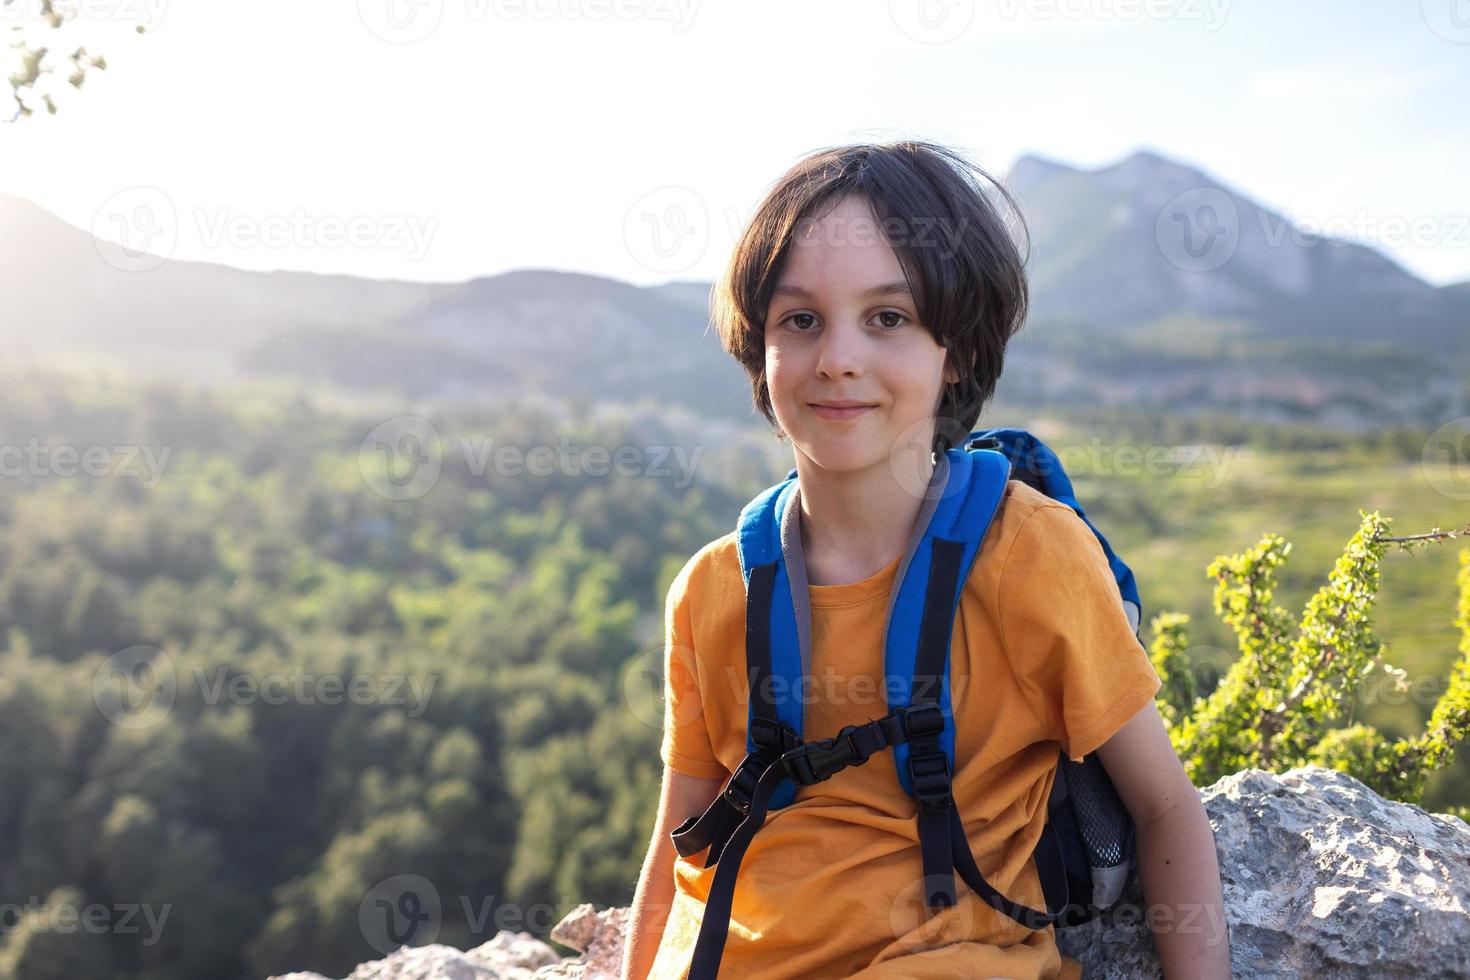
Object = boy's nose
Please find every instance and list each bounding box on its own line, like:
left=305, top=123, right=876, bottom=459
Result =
left=814, top=321, right=866, bottom=379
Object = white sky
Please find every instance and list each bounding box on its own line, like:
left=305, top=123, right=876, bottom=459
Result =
left=2, top=0, right=1467, bottom=287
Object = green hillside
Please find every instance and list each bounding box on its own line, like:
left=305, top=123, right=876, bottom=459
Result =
left=0, top=371, right=1466, bottom=979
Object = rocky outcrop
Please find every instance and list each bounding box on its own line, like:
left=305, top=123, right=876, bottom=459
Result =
left=271, top=765, right=1470, bottom=980
left=1056, top=766, right=1470, bottom=979
left=268, top=905, right=626, bottom=979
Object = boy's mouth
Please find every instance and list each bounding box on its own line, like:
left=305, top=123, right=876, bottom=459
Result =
left=808, top=402, right=876, bottom=421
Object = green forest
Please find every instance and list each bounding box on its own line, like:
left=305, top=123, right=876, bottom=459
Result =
left=1, top=370, right=1466, bottom=979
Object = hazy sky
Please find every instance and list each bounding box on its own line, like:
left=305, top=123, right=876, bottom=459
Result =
left=3, top=0, right=1467, bottom=287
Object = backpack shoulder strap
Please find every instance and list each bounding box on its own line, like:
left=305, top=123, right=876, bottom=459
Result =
left=884, top=445, right=1012, bottom=910
left=886, top=446, right=1011, bottom=798
left=733, top=476, right=805, bottom=811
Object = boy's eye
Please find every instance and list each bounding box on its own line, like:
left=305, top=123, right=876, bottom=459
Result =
left=778, top=311, right=909, bottom=332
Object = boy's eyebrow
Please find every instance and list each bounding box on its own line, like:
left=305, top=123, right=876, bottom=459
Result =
left=770, top=281, right=914, bottom=301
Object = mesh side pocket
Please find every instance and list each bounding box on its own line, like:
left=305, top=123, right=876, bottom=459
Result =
left=1059, top=754, right=1134, bottom=908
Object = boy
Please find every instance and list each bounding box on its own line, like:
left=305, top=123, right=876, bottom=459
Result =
left=622, top=142, right=1229, bottom=979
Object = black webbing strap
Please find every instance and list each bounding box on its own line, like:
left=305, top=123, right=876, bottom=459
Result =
left=908, top=537, right=966, bottom=908
left=671, top=561, right=801, bottom=866
left=950, top=807, right=1065, bottom=930
left=668, top=792, right=742, bottom=866
left=686, top=709, right=918, bottom=980
left=905, top=538, right=1066, bottom=932
left=746, top=561, right=780, bottom=727
left=670, top=716, right=800, bottom=865
left=682, top=704, right=1064, bottom=978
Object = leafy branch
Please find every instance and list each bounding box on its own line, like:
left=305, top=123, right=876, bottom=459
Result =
left=1156, top=511, right=1470, bottom=808
left=5, top=0, right=122, bottom=122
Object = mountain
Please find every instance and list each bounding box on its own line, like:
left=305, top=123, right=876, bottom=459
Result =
left=996, top=150, right=1468, bottom=427
left=358, top=269, right=747, bottom=415
left=0, top=192, right=429, bottom=360
left=0, top=193, right=753, bottom=420
left=1003, top=148, right=1466, bottom=355
left=1442, top=280, right=1470, bottom=320
left=2, top=149, right=1465, bottom=431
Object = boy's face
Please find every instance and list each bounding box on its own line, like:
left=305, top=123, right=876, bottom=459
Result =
left=764, top=193, right=957, bottom=480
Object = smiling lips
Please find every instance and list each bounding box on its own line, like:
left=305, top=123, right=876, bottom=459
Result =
left=809, top=401, right=876, bottom=421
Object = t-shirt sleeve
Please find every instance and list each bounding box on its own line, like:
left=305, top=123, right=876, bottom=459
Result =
left=998, top=503, right=1163, bottom=763
left=658, top=553, right=727, bottom=780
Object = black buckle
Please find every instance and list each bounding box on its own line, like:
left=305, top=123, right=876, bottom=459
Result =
left=750, top=715, right=799, bottom=753
left=902, top=702, right=945, bottom=739
left=781, top=722, right=872, bottom=785
left=907, top=751, right=953, bottom=813
left=721, top=756, right=765, bottom=814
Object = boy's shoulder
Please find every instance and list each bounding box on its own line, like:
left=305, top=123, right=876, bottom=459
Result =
left=992, top=476, right=1078, bottom=539
left=666, top=530, right=744, bottom=624
left=674, top=478, right=1075, bottom=593
left=666, top=480, right=1094, bottom=646
left=677, top=530, right=741, bottom=585
left=990, top=476, right=1106, bottom=566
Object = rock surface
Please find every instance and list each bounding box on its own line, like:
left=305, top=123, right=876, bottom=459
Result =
left=1056, top=765, right=1470, bottom=978
left=271, top=765, right=1470, bottom=980
left=270, top=905, right=627, bottom=980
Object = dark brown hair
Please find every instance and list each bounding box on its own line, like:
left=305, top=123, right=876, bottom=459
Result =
left=711, top=141, right=1031, bottom=455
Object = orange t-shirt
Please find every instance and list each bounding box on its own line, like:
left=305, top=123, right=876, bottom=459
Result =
left=651, top=478, right=1163, bottom=980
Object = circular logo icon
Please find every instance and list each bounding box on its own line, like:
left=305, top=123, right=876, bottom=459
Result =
left=1422, top=416, right=1470, bottom=500
left=623, top=186, right=708, bottom=275
left=1155, top=186, right=1240, bottom=273
left=359, top=416, right=443, bottom=501
left=1421, top=0, right=1470, bottom=42
left=888, top=0, right=976, bottom=44
left=359, top=873, right=442, bottom=954
left=357, top=0, right=445, bottom=44
left=1154, top=644, right=1226, bottom=721
left=621, top=643, right=707, bottom=732
left=887, top=873, right=977, bottom=959
left=91, top=186, right=178, bottom=273
left=887, top=415, right=972, bottom=505
left=93, top=645, right=176, bottom=729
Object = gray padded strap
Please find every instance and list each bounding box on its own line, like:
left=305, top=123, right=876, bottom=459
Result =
left=778, top=486, right=812, bottom=737
left=885, top=455, right=952, bottom=642
left=775, top=457, right=957, bottom=716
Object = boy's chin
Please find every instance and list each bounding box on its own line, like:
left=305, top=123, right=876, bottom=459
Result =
left=794, top=440, right=889, bottom=477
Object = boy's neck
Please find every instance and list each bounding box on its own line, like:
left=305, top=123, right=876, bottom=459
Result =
left=794, top=452, right=936, bottom=587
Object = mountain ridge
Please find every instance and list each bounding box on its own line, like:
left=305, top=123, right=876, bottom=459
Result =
left=3, top=149, right=1464, bottom=429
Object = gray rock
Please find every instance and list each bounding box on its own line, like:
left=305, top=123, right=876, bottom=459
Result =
left=267, top=928, right=568, bottom=980
left=1056, top=765, right=1470, bottom=979
left=273, top=765, right=1470, bottom=979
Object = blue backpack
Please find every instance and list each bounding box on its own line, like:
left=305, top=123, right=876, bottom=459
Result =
left=669, top=428, right=1145, bottom=979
